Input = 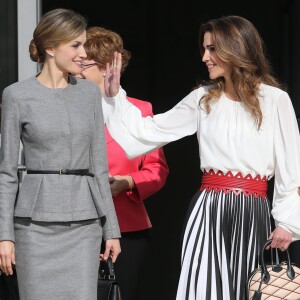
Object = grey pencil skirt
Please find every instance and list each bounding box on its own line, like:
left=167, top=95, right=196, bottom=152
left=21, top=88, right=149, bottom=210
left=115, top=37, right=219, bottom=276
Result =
left=14, top=218, right=102, bottom=300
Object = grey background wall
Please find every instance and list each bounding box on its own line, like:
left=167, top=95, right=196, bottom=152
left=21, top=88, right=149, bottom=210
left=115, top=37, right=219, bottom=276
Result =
left=0, top=0, right=17, bottom=96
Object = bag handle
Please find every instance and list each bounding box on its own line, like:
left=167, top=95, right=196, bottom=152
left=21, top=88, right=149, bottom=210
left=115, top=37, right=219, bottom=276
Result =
left=99, top=257, right=116, bottom=280
left=260, top=239, right=295, bottom=283
left=106, top=257, right=116, bottom=279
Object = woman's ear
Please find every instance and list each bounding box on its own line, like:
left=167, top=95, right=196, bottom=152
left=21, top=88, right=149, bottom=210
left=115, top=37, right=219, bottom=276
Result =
left=45, top=48, right=55, bottom=57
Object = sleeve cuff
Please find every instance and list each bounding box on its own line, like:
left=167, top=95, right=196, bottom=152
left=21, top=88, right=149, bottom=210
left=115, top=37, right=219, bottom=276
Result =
left=272, top=189, right=300, bottom=241
left=0, top=231, right=15, bottom=243
left=106, top=86, right=126, bottom=102
left=102, top=229, right=121, bottom=241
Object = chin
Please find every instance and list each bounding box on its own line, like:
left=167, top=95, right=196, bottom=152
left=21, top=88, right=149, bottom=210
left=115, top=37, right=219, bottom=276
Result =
left=70, top=67, right=82, bottom=76
left=209, top=73, right=220, bottom=80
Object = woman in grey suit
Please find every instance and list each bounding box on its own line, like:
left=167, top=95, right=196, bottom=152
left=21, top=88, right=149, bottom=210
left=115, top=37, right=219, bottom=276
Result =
left=0, top=8, right=121, bottom=300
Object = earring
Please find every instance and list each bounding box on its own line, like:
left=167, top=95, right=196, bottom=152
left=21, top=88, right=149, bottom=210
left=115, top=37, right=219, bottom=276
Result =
left=103, top=73, right=106, bottom=77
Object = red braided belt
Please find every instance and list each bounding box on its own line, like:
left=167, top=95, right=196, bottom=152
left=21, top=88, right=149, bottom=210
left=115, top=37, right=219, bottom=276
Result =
left=200, top=169, right=268, bottom=199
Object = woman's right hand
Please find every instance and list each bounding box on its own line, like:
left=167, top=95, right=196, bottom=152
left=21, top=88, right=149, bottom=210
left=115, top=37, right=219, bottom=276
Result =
left=0, top=240, right=15, bottom=275
left=104, top=51, right=122, bottom=98
left=109, top=175, right=135, bottom=197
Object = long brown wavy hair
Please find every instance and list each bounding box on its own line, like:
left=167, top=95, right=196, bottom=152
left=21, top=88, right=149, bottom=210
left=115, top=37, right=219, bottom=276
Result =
left=199, top=16, right=281, bottom=129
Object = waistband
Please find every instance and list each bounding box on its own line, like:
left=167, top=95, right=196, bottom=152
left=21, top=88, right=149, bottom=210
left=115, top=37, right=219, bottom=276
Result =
left=27, top=169, right=94, bottom=177
left=200, top=169, right=268, bottom=198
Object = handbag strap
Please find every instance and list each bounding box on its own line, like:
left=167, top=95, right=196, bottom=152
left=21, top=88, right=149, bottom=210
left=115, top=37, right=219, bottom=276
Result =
left=261, top=239, right=295, bottom=283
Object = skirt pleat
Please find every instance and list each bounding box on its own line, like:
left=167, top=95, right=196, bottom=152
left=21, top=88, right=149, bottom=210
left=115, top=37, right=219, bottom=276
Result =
left=177, top=189, right=271, bottom=300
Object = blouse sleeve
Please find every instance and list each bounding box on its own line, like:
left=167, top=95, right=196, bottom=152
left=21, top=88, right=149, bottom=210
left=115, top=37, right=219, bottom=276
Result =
left=0, top=87, right=21, bottom=242
left=126, top=101, right=169, bottom=202
left=271, top=91, right=300, bottom=241
left=106, top=88, right=200, bottom=159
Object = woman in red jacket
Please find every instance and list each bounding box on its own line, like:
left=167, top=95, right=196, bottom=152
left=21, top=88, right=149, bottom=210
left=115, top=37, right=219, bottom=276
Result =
left=75, top=26, right=169, bottom=300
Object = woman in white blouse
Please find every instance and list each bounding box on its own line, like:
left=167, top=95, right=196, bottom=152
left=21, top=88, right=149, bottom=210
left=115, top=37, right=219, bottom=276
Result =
left=105, top=16, right=300, bottom=299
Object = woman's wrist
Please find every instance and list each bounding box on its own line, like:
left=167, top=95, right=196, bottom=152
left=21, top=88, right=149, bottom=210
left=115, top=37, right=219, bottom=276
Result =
left=127, top=175, right=135, bottom=190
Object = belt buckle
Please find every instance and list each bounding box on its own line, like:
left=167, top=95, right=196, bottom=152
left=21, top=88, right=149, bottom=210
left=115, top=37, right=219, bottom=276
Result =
left=59, top=169, right=70, bottom=175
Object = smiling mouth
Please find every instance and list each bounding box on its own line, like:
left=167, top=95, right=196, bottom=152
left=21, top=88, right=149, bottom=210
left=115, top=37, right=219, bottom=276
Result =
left=73, top=61, right=83, bottom=68
left=207, top=64, right=217, bottom=69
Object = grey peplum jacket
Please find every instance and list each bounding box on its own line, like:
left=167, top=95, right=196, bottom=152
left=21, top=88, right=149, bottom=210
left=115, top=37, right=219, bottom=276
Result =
left=0, top=75, right=121, bottom=242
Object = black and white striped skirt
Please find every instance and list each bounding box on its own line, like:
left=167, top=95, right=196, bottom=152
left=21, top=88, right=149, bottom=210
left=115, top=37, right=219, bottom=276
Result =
left=176, top=188, right=271, bottom=300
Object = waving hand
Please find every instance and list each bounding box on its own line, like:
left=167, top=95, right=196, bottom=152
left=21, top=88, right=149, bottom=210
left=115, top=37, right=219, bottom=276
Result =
left=104, top=52, right=122, bottom=97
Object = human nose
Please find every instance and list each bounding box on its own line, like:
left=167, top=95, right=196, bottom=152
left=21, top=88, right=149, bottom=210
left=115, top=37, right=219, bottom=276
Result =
left=79, top=46, right=87, bottom=59
left=202, top=49, right=209, bottom=62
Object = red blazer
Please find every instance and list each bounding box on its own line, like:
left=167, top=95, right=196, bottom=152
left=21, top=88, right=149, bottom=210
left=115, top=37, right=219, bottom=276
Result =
left=105, top=97, right=169, bottom=232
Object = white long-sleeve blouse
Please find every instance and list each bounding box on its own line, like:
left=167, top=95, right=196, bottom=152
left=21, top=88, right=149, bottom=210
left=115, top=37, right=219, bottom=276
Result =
left=106, top=84, right=300, bottom=240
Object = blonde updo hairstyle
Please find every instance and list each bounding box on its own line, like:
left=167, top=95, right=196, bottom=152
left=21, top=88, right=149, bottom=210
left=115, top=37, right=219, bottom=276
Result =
left=199, top=16, right=281, bottom=129
left=85, top=27, right=131, bottom=73
left=29, top=8, right=87, bottom=64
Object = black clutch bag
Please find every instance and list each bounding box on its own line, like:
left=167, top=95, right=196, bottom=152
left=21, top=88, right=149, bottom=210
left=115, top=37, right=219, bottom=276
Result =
left=0, top=267, right=20, bottom=300
left=97, top=257, right=122, bottom=300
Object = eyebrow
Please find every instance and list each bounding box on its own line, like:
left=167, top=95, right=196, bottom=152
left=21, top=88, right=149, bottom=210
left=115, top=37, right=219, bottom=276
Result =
left=203, top=43, right=214, bottom=49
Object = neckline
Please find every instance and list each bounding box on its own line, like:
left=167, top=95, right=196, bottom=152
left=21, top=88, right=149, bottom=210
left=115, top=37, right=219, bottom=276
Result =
left=33, top=74, right=72, bottom=91
left=221, top=93, right=242, bottom=104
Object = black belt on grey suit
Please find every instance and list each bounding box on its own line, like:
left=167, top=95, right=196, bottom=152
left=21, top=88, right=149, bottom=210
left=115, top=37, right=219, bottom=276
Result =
left=27, top=169, right=94, bottom=177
